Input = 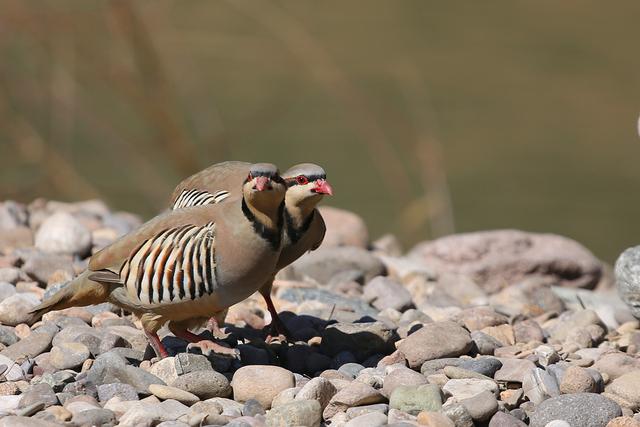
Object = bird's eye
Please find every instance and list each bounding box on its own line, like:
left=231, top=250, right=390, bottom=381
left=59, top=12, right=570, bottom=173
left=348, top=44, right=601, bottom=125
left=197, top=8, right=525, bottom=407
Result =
left=296, top=175, right=309, bottom=185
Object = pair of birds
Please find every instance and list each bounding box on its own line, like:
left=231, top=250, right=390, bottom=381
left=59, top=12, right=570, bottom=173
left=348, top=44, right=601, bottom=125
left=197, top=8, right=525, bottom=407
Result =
left=28, top=161, right=333, bottom=358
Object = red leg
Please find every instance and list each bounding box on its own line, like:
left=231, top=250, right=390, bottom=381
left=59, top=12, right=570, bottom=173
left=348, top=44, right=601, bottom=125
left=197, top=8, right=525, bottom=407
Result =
left=260, top=287, right=293, bottom=340
left=144, top=330, right=169, bottom=359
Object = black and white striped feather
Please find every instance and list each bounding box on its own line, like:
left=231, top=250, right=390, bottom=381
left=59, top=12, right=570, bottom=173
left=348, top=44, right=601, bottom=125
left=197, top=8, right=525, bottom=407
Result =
left=119, top=222, right=218, bottom=305
left=172, top=189, right=230, bottom=210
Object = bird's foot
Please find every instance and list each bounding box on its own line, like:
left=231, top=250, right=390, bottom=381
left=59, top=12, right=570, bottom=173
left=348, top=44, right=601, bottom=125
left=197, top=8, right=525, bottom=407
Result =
left=207, top=317, right=230, bottom=340
left=264, top=318, right=294, bottom=343
left=187, top=340, right=240, bottom=358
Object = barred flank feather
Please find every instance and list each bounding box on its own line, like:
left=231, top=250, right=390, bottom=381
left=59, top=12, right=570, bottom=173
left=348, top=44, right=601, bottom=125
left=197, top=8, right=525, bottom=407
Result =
left=120, top=222, right=217, bottom=304
left=172, top=189, right=230, bottom=209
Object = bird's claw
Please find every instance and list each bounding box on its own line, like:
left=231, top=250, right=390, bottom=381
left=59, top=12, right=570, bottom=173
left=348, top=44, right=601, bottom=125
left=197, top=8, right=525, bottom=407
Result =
left=187, top=340, right=240, bottom=358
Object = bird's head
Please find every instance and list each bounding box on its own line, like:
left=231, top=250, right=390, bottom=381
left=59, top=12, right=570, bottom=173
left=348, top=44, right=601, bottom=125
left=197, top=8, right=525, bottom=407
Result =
left=283, top=163, right=333, bottom=209
left=242, top=163, right=287, bottom=211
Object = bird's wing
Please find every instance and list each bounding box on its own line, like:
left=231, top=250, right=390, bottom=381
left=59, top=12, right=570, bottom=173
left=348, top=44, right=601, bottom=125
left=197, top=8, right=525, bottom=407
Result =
left=169, top=161, right=251, bottom=209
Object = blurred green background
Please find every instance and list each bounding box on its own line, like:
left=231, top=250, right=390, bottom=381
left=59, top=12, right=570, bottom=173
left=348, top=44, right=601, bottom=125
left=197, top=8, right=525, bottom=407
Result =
left=0, top=1, right=639, bottom=262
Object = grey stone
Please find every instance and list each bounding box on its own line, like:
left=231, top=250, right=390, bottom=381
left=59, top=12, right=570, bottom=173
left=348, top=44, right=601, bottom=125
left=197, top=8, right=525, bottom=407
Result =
left=616, top=245, right=640, bottom=318
left=420, top=358, right=464, bottom=375
left=529, top=393, right=622, bottom=427
left=19, top=383, right=58, bottom=409
left=232, top=365, right=295, bottom=409
left=295, top=377, right=337, bottom=410
left=337, top=363, right=365, bottom=378
left=242, top=399, right=265, bottom=417
left=471, top=331, right=503, bottom=355
left=321, top=321, right=397, bottom=361
left=34, top=212, right=92, bottom=256
left=409, top=230, right=602, bottom=293
left=71, top=408, right=116, bottom=427
left=278, top=287, right=378, bottom=318
left=398, top=321, right=472, bottom=369
left=0, top=416, right=61, bottom=427
left=442, top=401, right=474, bottom=427
left=389, top=384, right=442, bottom=415
left=459, top=357, right=503, bottom=378
left=459, top=390, right=498, bottom=422
left=49, top=342, right=90, bottom=370
left=0, top=294, right=40, bottom=326
left=522, top=367, right=560, bottom=404
left=0, top=329, right=54, bottom=361
left=97, top=383, right=139, bottom=402
left=363, top=276, right=413, bottom=312
left=344, top=411, right=388, bottom=427
left=382, top=366, right=428, bottom=398
left=266, top=399, right=322, bottom=427
left=169, top=370, right=231, bottom=399
left=289, top=246, right=385, bottom=284
left=21, top=253, right=74, bottom=284
left=346, top=403, right=389, bottom=419
left=488, top=411, right=527, bottom=427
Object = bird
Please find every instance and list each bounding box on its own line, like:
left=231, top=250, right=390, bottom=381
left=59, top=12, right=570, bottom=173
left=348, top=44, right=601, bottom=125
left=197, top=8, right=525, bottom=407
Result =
left=28, top=163, right=287, bottom=358
left=170, top=161, right=333, bottom=339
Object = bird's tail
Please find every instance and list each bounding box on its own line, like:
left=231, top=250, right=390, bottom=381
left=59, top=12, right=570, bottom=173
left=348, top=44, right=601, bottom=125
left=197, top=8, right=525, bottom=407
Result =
left=26, top=271, right=111, bottom=325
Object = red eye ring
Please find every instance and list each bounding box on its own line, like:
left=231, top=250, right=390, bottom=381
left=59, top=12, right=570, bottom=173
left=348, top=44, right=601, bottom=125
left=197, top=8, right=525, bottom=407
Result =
left=296, top=175, right=309, bottom=185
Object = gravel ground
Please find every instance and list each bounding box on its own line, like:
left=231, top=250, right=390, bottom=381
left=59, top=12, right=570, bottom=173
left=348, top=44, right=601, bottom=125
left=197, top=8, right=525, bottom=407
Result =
left=0, top=199, right=639, bottom=427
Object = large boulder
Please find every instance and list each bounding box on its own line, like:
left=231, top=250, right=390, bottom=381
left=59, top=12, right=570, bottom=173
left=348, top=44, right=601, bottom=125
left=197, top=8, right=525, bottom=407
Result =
left=408, top=230, right=603, bottom=293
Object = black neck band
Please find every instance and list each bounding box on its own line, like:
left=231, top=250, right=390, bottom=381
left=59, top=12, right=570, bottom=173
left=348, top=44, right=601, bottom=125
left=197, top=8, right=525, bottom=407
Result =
left=242, top=198, right=283, bottom=251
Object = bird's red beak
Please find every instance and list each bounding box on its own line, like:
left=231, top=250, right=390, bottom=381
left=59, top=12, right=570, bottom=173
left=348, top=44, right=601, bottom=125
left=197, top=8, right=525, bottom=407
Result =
left=313, top=179, right=333, bottom=195
left=254, top=176, right=270, bottom=191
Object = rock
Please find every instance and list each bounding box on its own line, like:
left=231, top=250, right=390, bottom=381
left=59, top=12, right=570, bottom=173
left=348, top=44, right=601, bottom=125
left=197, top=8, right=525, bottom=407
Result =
left=459, top=390, right=498, bottom=422
left=118, top=400, right=190, bottom=426
left=593, top=353, right=640, bottom=381
left=442, top=401, right=474, bottom=427
left=149, top=384, right=199, bottom=405
left=289, top=246, right=385, bottom=284
left=472, top=331, right=504, bottom=355
left=345, top=403, right=389, bottom=419
left=362, top=276, right=413, bottom=312
left=560, top=365, right=598, bottom=394
left=459, top=358, right=503, bottom=378
left=0, top=354, right=25, bottom=381
left=417, top=411, right=455, bottom=427
left=169, top=371, right=231, bottom=400
left=71, top=408, right=116, bottom=426
left=443, top=378, right=499, bottom=400
left=616, top=246, right=640, bottom=318
left=149, top=354, right=212, bottom=384
left=514, top=319, right=546, bottom=344
left=488, top=411, right=528, bottom=427
left=490, top=279, right=566, bottom=317
left=49, top=342, right=90, bottom=370
left=494, top=358, right=537, bottom=383
left=272, top=387, right=300, bottom=408
left=321, top=321, right=397, bottom=360
left=0, top=416, right=61, bottom=427
left=454, top=307, right=508, bottom=331
left=397, top=321, right=472, bottom=369
left=607, top=417, right=640, bottom=427
left=344, top=411, right=388, bottom=427
left=529, top=393, right=622, bottom=427
left=605, top=370, right=640, bottom=410
left=242, top=399, right=265, bottom=417
left=338, top=363, right=365, bottom=379
left=35, top=212, right=92, bottom=256
left=266, top=399, right=322, bottom=427
left=548, top=309, right=606, bottom=342
left=0, top=268, right=20, bottom=284
left=278, top=287, right=378, bottom=318
left=0, top=395, right=21, bottom=413
left=89, top=363, right=165, bottom=394
left=21, top=253, right=74, bottom=284
left=382, top=366, right=429, bottom=397
left=44, top=406, right=72, bottom=423
left=318, top=206, right=369, bottom=248
left=19, top=383, right=58, bottom=408
left=482, top=324, right=516, bottom=346
left=232, top=365, right=295, bottom=409
left=295, top=377, right=337, bottom=410
left=97, top=383, right=139, bottom=402
left=389, top=384, right=442, bottom=415
left=522, top=367, right=560, bottom=404
left=0, top=294, right=40, bottom=326
left=323, top=381, right=385, bottom=419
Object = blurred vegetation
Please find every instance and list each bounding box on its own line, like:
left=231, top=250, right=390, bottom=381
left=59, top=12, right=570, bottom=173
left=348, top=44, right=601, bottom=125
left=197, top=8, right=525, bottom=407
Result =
left=1, top=1, right=639, bottom=262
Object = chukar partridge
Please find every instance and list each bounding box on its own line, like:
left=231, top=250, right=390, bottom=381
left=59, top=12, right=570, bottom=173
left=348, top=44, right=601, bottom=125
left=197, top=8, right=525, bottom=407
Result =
left=170, top=161, right=333, bottom=338
left=29, top=163, right=287, bottom=358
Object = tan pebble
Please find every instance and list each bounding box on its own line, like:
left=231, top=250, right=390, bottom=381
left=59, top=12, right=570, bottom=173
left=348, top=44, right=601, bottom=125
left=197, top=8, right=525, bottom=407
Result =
left=47, top=269, right=74, bottom=287
left=560, top=365, right=596, bottom=394
left=45, top=405, right=72, bottom=422
left=0, top=382, right=19, bottom=396
left=81, top=359, right=93, bottom=373
left=148, top=384, right=199, bottom=405
left=14, top=380, right=30, bottom=393
left=617, top=321, right=640, bottom=335
left=91, top=311, right=119, bottom=327
left=481, top=324, right=515, bottom=346
left=308, top=336, right=322, bottom=346
left=417, top=410, right=455, bottom=426
left=14, top=323, right=31, bottom=339
left=139, top=360, right=152, bottom=370
left=606, top=416, right=640, bottom=426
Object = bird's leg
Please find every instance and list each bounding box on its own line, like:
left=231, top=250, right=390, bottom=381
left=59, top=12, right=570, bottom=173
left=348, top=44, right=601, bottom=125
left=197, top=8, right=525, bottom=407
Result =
left=168, top=323, right=238, bottom=357
left=259, top=286, right=293, bottom=341
left=144, top=330, right=169, bottom=359
left=207, top=310, right=230, bottom=339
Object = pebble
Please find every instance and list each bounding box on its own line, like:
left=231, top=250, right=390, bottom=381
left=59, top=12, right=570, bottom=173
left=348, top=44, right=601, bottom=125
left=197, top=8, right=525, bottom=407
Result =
left=170, top=370, right=232, bottom=400
left=417, top=411, right=455, bottom=427
left=605, top=370, right=640, bottom=410
left=344, top=411, right=388, bottom=427
left=71, top=408, right=116, bottom=426
left=149, top=354, right=212, bottom=384
left=97, top=383, right=139, bottom=402
left=443, top=378, right=499, bottom=400
left=0, top=294, right=40, bottom=326
left=362, top=276, right=413, bottom=312
left=232, top=365, right=295, bottom=409
left=560, top=365, right=598, bottom=394
left=488, top=410, right=528, bottom=426
left=295, top=377, right=337, bottom=410
left=529, top=393, right=622, bottom=427
left=35, top=212, right=92, bottom=256
left=382, top=365, right=428, bottom=397
left=0, top=330, right=55, bottom=361
left=265, top=399, right=322, bottom=427
left=607, top=417, right=640, bottom=427
left=397, top=321, right=472, bottom=369
left=459, top=390, right=498, bottom=422
left=290, top=246, right=385, bottom=284
left=149, top=384, right=199, bottom=405
left=323, top=381, right=385, bottom=419
left=389, top=384, right=442, bottom=415
left=49, top=342, right=90, bottom=370
left=523, top=367, right=560, bottom=404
